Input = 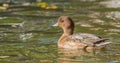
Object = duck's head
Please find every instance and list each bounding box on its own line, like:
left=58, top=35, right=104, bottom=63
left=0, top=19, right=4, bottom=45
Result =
left=53, top=16, right=74, bottom=35
left=53, top=16, right=74, bottom=29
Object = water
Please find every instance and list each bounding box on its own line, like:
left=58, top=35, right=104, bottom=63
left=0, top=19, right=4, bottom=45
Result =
left=0, top=0, right=120, bottom=63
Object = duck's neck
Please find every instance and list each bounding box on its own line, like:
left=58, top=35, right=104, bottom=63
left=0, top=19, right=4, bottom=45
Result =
left=58, top=27, right=74, bottom=43
left=63, top=27, right=74, bottom=36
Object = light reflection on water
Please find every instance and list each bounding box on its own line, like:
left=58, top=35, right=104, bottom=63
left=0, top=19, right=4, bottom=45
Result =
left=0, top=0, right=120, bottom=63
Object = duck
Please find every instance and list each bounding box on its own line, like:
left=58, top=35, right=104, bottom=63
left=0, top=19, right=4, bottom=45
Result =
left=53, top=16, right=111, bottom=50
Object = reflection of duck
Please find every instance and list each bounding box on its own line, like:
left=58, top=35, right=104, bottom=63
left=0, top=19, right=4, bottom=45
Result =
left=58, top=49, right=100, bottom=56
left=58, top=49, right=104, bottom=63
left=53, top=16, right=111, bottom=50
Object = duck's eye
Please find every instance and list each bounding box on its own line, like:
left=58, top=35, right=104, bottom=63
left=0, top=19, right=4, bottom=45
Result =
left=61, top=20, right=64, bottom=22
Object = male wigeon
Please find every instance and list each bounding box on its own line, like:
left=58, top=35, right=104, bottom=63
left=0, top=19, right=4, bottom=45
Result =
left=53, top=16, right=111, bottom=50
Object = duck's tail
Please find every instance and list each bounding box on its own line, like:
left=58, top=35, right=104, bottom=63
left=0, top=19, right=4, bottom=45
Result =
left=93, top=38, right=112, bottom=47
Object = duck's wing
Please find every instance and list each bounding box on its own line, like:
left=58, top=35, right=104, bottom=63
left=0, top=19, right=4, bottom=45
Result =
left=69, top=33, right=111, bottom=47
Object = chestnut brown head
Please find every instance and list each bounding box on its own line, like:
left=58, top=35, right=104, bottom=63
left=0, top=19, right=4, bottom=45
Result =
left=53, top=16, right=74, bottom=30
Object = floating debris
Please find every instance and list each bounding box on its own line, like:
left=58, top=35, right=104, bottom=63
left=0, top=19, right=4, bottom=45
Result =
left=46, top=5, right=58, bottom=9
left=0, top=6, right=7, bottom=10
left=36, top=2, right=58, bottom=9
left=36, top=2, right=47, bottom=9
left=0, top=17, right=24, bottom=27
left=0, top=22, right=24, bottom=28
left=0, top=3, right=9, bottom=10
left=19, top=33, right=33, bottom=41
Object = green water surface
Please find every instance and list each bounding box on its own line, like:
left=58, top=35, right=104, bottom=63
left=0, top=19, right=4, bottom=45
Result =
left=0, top=0, right=120, bottom=63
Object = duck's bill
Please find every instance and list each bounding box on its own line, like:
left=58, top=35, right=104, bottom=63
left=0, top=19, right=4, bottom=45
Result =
left=52, top=23, right=58, bottom=27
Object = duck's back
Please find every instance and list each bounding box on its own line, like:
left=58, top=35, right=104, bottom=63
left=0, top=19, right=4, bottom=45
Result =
left=69, top=33, right=102, bottom=46
left=71, top=33, right=100, bottom=40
